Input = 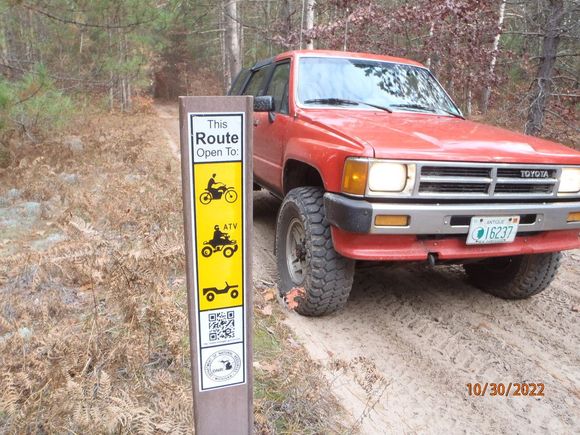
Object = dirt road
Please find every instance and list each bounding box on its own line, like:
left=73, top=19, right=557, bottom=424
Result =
left=158, top=103, right=580, bottom=434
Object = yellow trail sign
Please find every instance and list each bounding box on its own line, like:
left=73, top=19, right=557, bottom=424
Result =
left=194, top=161, right=244, bottom=312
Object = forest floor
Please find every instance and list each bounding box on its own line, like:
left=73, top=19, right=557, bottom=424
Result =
left=156, top=103, right=580, bottom=434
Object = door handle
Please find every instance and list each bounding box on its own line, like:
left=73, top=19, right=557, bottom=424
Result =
left=253, top=119, right=259, bottom=126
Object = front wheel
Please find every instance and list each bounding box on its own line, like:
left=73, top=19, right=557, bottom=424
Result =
left=463, top=252, right=562, bottom=299
left=223, top=246, right=236, bottom=258
left=225, top=189, right=238, bottom=203
left=276, top=187, right=355, bottom=316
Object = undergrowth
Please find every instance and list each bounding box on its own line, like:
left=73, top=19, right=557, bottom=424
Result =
left=0, top=113, right=191, bottom=433
left=253, top=288, right=348, bottom=434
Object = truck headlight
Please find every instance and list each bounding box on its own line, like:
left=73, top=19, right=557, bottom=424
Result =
left=342, top=159, right=415, bottom=195
left=559, top=168, right=580, bottom=194
left=368, top=161, right=415, bottom=193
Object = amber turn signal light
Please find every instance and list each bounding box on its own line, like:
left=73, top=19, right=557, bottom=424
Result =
left=567, top=212, right=580, bottom=223
left=375, top=215, right=410, bottom=227
left=342, top=159, right=369, bottom=195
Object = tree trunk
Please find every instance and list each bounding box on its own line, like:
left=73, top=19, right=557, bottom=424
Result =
left=525, top=0, right=565, bottom=136
left=108, top=27, right=115, bottom=111
left=1, top=12, right=9, bottom=64
left=219, top=4, right=228, bottom=91
left=305, top=0, right=315, bottom=49
left=343, top=7, right=349, bottom=51
left=425, top=22, right=435, bottom=69
left=279, top=0, right=292, bottom=45
left=466, top=85, right=473, bottom=117
left=224, top=0, right=241, bottom=90
left=482, top=0, right=507, bottom=113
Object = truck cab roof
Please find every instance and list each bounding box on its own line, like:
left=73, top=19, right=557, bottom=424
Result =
left=249, top=49, right=425, bottom=70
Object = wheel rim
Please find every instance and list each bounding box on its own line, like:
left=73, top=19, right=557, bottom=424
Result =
left=286, top=217, right=307, bottom=285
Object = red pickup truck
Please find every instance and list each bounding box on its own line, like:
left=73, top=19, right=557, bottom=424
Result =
left=230, top=50, right=580, bottom=316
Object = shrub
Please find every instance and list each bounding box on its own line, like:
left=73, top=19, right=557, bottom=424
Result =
left=0, top=65, right=75, bottom=141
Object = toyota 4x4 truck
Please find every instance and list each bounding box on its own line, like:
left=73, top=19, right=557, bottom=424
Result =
left=229, top=50, right=580, bottom=316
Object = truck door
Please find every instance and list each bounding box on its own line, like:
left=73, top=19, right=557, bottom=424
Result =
left=253, top=61, right=291, bottom=195
left=242, top=65, right=273, bottom=190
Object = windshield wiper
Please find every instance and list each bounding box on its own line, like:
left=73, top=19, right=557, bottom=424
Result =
left=390, top=103, right=464, bottom=119
left=438, top=107, right=465, bottom=119
left=304, top=98, right=392, bottom=113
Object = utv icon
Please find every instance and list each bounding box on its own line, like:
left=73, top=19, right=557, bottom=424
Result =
left=203, top=282, right=239, bottom=302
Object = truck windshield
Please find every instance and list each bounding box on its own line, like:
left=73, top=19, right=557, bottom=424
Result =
left=298, top=57, right=461, bottom=117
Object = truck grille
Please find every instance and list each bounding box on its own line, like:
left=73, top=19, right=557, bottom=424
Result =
left=416, top=164, right=560, bottom=198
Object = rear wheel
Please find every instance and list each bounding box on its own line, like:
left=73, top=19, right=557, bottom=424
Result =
left=276, top=186, right=355, bottom=316
left=463, top=252, right=562, bottom=299
left=200, top=192, right=212, bottom=205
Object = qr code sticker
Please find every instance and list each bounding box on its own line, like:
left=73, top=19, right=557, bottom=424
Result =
left=208, top=310, right=235, bottom=342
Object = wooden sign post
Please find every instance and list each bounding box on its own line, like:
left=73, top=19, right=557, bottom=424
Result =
left=179, top=96, right=253, bottom=434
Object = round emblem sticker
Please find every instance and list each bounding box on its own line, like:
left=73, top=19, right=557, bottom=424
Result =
left=204, top=349, right=242, bottom=382
left=473, top=227, right=485, bottom=241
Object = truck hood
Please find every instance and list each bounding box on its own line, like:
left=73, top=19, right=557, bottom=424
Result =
left=299, top=110, right=580, bottom=165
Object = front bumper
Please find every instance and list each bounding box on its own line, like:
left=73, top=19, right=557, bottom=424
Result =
left=323, top=193, right=580, bottom=261
left=323, top=193, right=580, bottom=235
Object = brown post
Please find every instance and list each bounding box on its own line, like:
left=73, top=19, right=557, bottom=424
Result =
left=179, top=96, right=253, bottom=434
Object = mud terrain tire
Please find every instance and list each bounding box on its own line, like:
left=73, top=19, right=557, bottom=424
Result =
left=276, top=187, right=355, bottom=316
left=464, top=253, right=562, bottom=299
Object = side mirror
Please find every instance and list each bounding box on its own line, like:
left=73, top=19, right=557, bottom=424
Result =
left=254, top=96, right=275, bottom=112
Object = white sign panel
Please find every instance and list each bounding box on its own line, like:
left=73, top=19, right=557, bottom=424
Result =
left=199, top=307, right=244, bottom=348
left=200, top=342, right=246, bottom=390
left=191, top=114, right=243, bottom=163
left=188, top=112, right=247, bottom=391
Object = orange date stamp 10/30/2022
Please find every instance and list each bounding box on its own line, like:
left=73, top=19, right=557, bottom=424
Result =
left=467, top=383, right=545, bottom=397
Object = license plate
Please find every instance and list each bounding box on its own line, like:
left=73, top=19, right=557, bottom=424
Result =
left=467, top=216, right=520, bottom=245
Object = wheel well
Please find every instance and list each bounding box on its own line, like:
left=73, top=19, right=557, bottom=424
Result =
left=283, top=159, right=324, bottom=195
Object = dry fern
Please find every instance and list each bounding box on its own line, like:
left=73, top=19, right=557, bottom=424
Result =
left=0, top=113, right=192, bottom=434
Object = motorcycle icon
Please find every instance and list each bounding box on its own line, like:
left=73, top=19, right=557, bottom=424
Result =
left=202, top=225, right=239, bottom=258
left=200, top=187, right=237, bottom=205
left=200, top=174, right=238, bottom=205
left=203, top=282, right=239, bottom=302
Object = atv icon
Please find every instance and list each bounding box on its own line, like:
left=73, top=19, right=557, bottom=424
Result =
left=200, top=173, right=238, bottom=205
left=203, top=282, right=239, bottom=302
left=202, top=225, right=239, bottom=258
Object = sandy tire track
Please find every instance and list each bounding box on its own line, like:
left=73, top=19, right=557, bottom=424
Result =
left=251, top=190, right=580, bottom=434
left=157, top=103, right=580, bottom=434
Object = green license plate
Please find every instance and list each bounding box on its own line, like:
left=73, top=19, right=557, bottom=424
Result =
left=467, top=216, right=520, bottom=245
